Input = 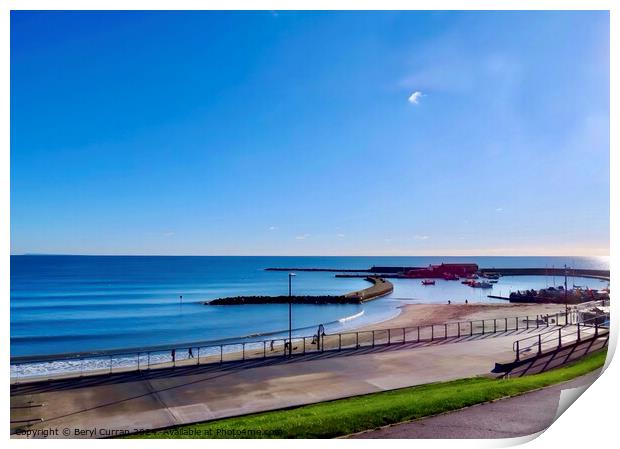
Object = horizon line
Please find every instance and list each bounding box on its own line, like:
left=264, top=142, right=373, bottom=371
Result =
left=12, top=253, right=611, bottom=258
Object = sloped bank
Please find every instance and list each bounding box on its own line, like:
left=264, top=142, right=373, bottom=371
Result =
left=205, top=276, right=393, bottom=305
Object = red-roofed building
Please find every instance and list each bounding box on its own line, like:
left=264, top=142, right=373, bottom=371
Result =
left=404, top=263, right=479, bottom=279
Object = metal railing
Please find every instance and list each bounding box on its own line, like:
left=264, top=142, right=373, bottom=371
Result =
left=572, top=298, right=610, bottom=310
left=513, top=313, right=610, bottom=361
left=11, top=311, right=570, bottom=383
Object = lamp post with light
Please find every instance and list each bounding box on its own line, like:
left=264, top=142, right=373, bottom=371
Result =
left=288, top=272, right=296, bottom=356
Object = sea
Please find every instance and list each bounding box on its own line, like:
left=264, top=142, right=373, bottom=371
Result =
left=10, top=255, right=609, bottom=358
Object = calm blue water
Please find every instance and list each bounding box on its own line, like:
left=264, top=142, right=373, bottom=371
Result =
left=10, top=255, right=609, bottom=357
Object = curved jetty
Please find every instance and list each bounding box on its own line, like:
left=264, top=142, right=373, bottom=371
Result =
left=343, top=276, right=393, bottom=303
left=206, top=276, right=393, bottom=305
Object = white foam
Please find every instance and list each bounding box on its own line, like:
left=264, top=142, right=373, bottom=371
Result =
left=338, top=310, right=365, bottom=323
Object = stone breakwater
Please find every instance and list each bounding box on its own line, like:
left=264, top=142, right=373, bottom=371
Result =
left=206, top=277, right=393, bottom=305
left=343, top=276, right=393, bottom=303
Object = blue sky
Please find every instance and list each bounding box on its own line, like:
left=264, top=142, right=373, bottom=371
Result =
left=10, top=11, right=609, bottom=256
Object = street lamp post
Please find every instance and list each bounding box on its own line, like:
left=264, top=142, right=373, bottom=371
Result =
left=288, top=273, right=296, bottom=357
left=564, top=265, right=568, bottom=323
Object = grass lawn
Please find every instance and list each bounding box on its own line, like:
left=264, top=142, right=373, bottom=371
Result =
left=129, top=348, right=607, bottom=439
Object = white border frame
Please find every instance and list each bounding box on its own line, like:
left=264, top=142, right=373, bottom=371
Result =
left=3, top=2, right=616, bottom=447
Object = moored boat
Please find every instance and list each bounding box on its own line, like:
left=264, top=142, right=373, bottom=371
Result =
left=470, top=281, right=493, bottom=289
left=508, top=286, right=609, bottom=304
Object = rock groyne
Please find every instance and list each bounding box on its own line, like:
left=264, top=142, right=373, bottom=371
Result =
left=206, top=276, right=393, bottom=305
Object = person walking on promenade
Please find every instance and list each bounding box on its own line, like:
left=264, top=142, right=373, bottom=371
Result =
left=171, top=348, right=176, bottom=363
left=188, top=347, right=194, bottom=358
left=316, top=324, right=325, bottom=351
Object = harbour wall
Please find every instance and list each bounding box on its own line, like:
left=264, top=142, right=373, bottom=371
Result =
left=266, top=266, right=609, bottom=280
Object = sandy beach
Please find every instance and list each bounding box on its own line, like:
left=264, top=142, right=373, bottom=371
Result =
left=353, top=302, right=568, bottom=333
left=187, top=302, right=570, bottom=366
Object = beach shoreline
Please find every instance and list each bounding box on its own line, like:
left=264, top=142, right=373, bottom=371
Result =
left=349, top=302, right=568, bottom=334
left=10, top=301, right=572, bottom=382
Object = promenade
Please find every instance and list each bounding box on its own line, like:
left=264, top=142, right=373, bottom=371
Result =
left=349, top=370, right=602, bottom=439
left=11, top=315, right=584, bottom=439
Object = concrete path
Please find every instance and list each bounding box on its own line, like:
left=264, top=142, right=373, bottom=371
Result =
left=348, top=370, right=602, bottom=439
left=8, top=327, right=578, bottom=439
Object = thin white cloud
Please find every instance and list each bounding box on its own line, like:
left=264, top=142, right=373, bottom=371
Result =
left=495, top=207, right=504, bottom=212
left=337, top=233, right=345, bottom=238
left=295, top=233, right=311, bottom=240
left=408, top=91, right=423, bottom=104
left=268, top=226, right=278, bottom=231
left=163, top=232, right=175, bottom=237
left=413, top=234, right=429, bottom=240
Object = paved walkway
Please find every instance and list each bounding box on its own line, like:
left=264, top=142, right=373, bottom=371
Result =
left=8, top=327, right=586, bottom=439
left=348, top=370, right=602, bottom=439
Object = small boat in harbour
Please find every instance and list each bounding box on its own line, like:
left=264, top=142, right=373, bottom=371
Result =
left=470, top=281, right=493, bottom=289
left=421, top=279, right=436, bottom=285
